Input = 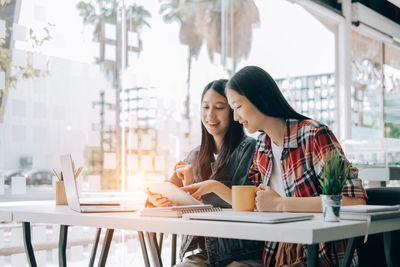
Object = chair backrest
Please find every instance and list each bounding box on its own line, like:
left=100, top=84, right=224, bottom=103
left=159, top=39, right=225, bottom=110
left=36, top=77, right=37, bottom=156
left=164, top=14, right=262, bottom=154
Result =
left=357, top=187, right=400, bottom=267
left=366, top=187, right=400, bottom=205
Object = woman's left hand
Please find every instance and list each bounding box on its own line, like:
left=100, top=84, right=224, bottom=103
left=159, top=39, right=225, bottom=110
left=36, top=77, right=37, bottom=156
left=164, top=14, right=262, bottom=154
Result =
left=180, top=180, right=216, bottom=201
left=255, top=184, right=283, bottom=212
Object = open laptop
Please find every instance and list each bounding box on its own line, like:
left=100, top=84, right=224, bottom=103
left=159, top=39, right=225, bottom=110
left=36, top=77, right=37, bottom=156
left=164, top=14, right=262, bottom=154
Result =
left=60, top=154, right=136, bottom=213
left=183, top=210, right=314, bottom=224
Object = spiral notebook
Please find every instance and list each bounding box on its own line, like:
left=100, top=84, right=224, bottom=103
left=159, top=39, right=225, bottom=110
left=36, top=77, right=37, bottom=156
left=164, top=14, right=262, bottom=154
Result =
left=140, top=204, right=222, bottom=218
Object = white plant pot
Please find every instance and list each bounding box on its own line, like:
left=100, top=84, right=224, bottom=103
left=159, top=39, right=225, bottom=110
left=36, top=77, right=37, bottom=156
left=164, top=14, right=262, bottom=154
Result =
left=321, top=194, right=342, bottom=222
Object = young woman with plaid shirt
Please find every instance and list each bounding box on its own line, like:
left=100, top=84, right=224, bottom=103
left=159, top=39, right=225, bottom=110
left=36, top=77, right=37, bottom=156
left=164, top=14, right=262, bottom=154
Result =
left=223, top=66, right=367, bottom=266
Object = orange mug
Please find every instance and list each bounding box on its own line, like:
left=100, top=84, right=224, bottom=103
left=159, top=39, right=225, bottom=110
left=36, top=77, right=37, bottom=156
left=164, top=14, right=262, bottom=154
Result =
left=232, top=185, right=256, bottom=211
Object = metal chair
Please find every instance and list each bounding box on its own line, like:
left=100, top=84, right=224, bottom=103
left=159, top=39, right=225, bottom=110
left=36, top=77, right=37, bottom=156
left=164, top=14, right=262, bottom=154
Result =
left=357, top=187, right=400, bottom=267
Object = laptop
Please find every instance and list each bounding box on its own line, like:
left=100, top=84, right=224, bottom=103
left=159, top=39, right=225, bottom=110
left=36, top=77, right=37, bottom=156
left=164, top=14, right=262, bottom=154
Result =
left=60, top=154, right=136, bottom=213
left=340, top=204, right=400, bottom=213
left=183, top=210, right=314, bottom=224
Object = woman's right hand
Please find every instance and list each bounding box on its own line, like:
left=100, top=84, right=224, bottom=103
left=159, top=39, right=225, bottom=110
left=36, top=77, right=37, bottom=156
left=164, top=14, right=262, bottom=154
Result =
left=174, top=161, right=194, bottom=186
left=145, top=188, right=173, bottom=207
left=255, top=184, right=282, bottom=212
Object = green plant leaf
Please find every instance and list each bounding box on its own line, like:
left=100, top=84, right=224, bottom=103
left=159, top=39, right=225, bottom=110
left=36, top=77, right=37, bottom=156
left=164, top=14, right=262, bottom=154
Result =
left=321, top=150, right=351, bottom=195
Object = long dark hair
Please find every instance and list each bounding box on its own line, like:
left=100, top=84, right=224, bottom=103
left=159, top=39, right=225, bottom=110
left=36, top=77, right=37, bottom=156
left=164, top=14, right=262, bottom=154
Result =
left=227, top=66, right=308, bottom=121
left=196, top=79, right=245, bottom=180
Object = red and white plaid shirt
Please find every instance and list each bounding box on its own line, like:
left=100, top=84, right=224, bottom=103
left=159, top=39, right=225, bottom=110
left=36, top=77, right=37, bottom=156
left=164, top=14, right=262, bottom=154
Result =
left=249, top=119, right=367, bottom=267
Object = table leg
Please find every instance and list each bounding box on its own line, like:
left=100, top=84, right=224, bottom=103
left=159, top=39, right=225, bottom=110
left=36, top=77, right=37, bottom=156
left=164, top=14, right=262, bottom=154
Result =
left=59, top=225, right=69, bottom=267
left=97, top=229, right=114, bottom=267
left=89, top=228, right=102, bottom=267
left=138, top=231, right=150, bottom=267
left=341, top=237, right=361, bottom=267
left=158, top=233, right=164, bottom=254
left=22, top=222, right=37, bottom=267
left=307, top=244, right=318, bottom=267
left=171, top=234, right=177, bottom=266
left=146, top=232, right=163, bottom=267
left=383, top=232, right=395, bottom=267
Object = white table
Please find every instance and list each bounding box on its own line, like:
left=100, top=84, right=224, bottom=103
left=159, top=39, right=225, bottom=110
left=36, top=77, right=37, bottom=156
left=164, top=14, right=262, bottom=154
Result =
left=0, top=200, right=151, bottom=267
left=7, top=204, right=400, bottom=267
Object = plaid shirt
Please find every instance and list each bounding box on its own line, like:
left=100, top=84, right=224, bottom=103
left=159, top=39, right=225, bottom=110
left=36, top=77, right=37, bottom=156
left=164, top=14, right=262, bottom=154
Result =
left=249, top=119, right=367, bottom=267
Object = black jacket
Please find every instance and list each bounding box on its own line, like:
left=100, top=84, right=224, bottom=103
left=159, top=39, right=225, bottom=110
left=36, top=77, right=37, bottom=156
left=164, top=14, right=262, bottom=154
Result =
left=170, top=136, right=264, bottom=267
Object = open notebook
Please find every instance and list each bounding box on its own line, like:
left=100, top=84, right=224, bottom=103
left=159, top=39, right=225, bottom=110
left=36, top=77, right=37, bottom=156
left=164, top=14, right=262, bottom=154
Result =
left=147, top=182, right=202, bottom=205
left=183, top=210, right=314, bottom=224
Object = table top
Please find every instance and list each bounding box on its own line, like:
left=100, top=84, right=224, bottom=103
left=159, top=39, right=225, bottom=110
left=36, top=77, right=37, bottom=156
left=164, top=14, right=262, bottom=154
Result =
left=0, top=204, right=360, bottom=243
left=0, top=200, right=48, bottom=222
left=2, top=203, right=400, bottom=244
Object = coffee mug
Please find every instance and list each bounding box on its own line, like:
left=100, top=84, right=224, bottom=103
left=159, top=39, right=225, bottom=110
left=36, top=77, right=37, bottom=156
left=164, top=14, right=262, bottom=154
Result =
left=232, top=185, right=256, bottom=211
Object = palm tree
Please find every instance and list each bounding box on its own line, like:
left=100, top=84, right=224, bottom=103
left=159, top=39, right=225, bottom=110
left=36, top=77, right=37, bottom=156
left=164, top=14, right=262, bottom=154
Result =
left=0, top=0, right=19, bottom=122
left=76, top=1, right=151, bottom=72
left=196, top=0, right=259, bottom=76
left=159, top=0, right=202, bottom=139
left=76, top=0, right=151, bottom=188
left=158, top=0, right=259, bottom=140
left=0, top=0, right=50, bottom=122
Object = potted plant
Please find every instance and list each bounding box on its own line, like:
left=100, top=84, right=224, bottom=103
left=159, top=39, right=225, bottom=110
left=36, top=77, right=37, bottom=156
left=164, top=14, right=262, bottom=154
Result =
left=320, top=150, right=351, bottom=222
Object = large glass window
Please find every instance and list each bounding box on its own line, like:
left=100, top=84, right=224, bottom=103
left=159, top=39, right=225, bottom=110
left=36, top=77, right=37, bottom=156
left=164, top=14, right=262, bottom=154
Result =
left=346, top=30, right=400, bottom=167
left=0, top=0, right=336, bottom=195
left=383, top=43, right=400, bottom=166
left=119, top=0, right=336, bottom=190
left=0, top=0, right=340, bottom=265
left=352, top=30, right=383, bottom=140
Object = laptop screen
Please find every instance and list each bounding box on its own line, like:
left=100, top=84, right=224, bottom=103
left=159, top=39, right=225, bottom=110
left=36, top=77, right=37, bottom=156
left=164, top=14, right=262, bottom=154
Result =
left=60, top=154, right=81, bottom=212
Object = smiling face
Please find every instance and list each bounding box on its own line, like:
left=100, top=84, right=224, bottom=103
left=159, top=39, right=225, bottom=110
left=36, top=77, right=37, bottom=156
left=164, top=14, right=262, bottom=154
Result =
left=226, top=88, right=266, bottom=134
left=201, top=89, right=230, bottom=139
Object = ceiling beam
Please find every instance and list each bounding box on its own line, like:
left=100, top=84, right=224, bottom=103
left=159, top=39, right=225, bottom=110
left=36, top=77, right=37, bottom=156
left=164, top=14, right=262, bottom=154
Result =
left=352, top=2, right=400, bottom=43
left=288, top=0, right=344, bottom=24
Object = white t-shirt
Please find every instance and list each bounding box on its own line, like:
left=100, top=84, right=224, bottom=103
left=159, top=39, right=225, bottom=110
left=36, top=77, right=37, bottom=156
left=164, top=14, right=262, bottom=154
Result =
left=268, top=141, right=286, bottom=197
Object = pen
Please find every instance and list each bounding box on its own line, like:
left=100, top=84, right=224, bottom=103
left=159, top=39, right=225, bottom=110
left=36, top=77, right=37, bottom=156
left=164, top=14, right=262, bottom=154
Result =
left=74, top=167, right=82, bottom=179
left=52, top=168, right=60, bottom=181
left=72, top=160, right=76, bottom=174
